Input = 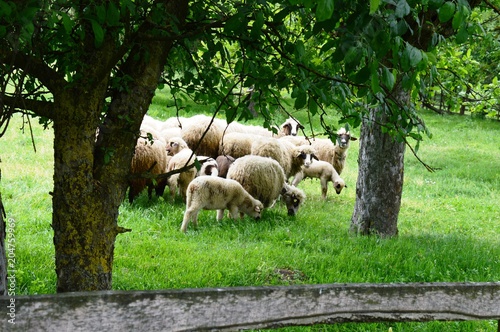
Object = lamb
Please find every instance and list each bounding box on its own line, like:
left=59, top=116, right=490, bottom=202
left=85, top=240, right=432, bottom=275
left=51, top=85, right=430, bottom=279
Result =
left=292, top=160, right=346, bottom=199
left=166, top=137, right=197, bottom=201
left=226, top=155, right=307, bottom=216
left=128, top=136, right=168, bottom=203
left=250, top=137, right=317, bottom=179
left=180, top=176, right=264, bottom=232
left=215, top=155, right=235, bottom=178
left=311, top=128, right=357, bottom=175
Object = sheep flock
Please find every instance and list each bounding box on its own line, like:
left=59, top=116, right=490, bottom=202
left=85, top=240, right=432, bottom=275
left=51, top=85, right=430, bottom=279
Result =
left=128, top=113, right=357, bottom=232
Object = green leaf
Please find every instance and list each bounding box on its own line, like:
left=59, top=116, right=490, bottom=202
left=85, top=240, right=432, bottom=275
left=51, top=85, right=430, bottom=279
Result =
left=107, top=2, right=121, bottom=26
left=316, top=0, right=334, bottom=22
left=96, top=4, right=106, bottom=24
left=395, top=0, right=411, bottom=18
left=455, top=25, right=468, bottom=44
left=438, top=2, right=455, bottom=23
left=352, top=66, right=371, bottom=84
left=370, top=0, right=381, bottom=14
left=60, top=12, right=74, bottom=34
left=294, top=90, right=307, bottom=109
left=90, top=19, right=105, bottom=48
left=381, top=67, right=395, bottom=90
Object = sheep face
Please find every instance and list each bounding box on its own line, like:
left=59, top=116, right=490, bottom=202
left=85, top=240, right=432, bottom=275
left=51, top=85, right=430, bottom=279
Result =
left=282, top=117, right=304, bottom=136
left=247, top=202, right=263, bottom=220
left=166, top=137, right=187, bottom=156
left=296, top=146, right=317, bottom=168
left=336, top=128, right=358, bottom=148
left=281, top=184, right=306, bottom=216
left=333, top=179, right=346, bottom=195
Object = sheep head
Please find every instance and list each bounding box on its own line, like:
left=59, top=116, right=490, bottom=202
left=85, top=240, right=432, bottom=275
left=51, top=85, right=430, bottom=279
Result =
left=281, top=183, right=306, bottom=216
left=333, top=178, right=346, bottom=195
left=281, top=117, right=304, bottom=136
left=336, top=128, right=357, bottom=149
left=295, top=145, right=317, bottom=168
left=166, top=137, right=188, bottom=156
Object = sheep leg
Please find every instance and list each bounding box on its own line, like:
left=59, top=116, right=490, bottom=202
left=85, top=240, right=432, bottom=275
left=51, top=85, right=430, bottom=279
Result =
left=181, top=208, right=198, bottom=232
left=291, top=171, right=304, bottom=187
left=228, top=206, right=240, bottom=219
left=320, top=177, right=328, bottom=199
left=216, top=209, right=225, bottom=221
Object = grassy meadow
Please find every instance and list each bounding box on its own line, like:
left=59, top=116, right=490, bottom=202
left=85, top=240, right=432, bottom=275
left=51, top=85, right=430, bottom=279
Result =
left=1, top=91, right=499, bottom=331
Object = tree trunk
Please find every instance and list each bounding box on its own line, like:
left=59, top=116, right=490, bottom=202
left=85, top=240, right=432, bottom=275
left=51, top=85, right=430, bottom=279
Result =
left=350, top=90, right=408, bottom=237
left=51, top=85, right=123, bottom=292
left=52, top=0, right=189, bottom=293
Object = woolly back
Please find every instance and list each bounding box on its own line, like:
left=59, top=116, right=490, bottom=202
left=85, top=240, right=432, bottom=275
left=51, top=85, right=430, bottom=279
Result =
left=227, top=155, right=285, bottom=208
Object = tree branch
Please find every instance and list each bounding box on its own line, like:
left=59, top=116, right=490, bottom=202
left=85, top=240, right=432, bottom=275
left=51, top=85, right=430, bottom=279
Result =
left=0, top=49, right=66, bottom=94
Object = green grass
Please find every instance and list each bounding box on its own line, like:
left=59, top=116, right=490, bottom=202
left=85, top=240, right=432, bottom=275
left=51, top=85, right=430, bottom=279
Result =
left=0, top=94, right=499, bottom=331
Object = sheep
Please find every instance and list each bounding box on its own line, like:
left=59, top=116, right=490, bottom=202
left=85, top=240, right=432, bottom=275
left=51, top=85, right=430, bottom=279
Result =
left=310, top=128, right=357, bottom=175
left=219, top=132, right=261, bottom=158
left=166, top=136, right=189, bottom=156
left=128, top=136, right=168, bottom=203
left=226, top=155, right=307, bottom=216
left=292, top=160, right=346, bottom=199
left=180, top=176, right=264, bottom=232
left=166, top=137, right=197, bottom=201
left=196, top=156, right=219, bottom=177
left=280, top=117, right=304, bottom=136
left=215, top=155, right=235, bottom=178
left=250, top=137, right=317, bottom=180
left=180, top=114, right=226, bottom=158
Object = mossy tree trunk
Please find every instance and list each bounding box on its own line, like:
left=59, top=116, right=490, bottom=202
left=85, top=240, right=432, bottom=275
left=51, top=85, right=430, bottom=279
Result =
left=350, top=87, right=409, bottom=237
left=51, top=2, right=188, bottom=293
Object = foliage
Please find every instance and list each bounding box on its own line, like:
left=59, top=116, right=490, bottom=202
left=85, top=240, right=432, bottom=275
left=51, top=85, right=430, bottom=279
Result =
left=419, top=6, right=500, bottom=119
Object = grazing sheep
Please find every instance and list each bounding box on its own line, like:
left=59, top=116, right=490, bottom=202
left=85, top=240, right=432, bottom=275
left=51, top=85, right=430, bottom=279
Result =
left=128, top=137, right=168, bottom=203
left=251, top=137, right=317, bottom=179
left=309, top=131, right=356, bottom=175
left=280, top=117, right=304, bottom=136
left=292, top=160, right=346, bottom=199
left=180, top=176, right=264, bottom=232
left=280, top=182, right=307, bottom=216
left=226, top=155, right=307, bottom=216
left=219, top=132, right=261, bottom=158
left=196, top=156, right=219, bottom=177
left=215, top=155, right=235, bottom=178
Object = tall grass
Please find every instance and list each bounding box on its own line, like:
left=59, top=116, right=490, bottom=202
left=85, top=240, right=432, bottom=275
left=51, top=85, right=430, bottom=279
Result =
left=0, top=93, right=499, bottom=331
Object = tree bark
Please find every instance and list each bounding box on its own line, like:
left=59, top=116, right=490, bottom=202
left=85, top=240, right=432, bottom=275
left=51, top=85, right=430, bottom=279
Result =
left=52, top=0, right=189, bottom=293
left=350, top=90, right=408, bottom=237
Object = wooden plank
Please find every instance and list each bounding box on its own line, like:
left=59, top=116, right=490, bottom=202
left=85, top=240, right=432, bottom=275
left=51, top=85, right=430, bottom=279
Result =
left=1, top=282, right=499, bottom=331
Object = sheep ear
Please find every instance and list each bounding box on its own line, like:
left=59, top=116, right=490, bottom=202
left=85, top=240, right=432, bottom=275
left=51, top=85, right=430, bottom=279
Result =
left=350, top=136, right=358, bottom=141
left=345, top=184, right=348, bottom=188
left=312, top=154, right=319, bottom=160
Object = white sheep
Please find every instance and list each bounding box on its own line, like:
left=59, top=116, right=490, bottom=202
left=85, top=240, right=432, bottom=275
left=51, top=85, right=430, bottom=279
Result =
left=166, top=137, right=197, bottom=201
left=226, top=155, right=307, bottom=216
left=292, top=160, right=346, bottom=199
left=219, top=132, right=261, bottom=158
left=180, top=176, right=264, bottom=232
left=180, top=114, right=226, bottom=158
left=251, top=137, right=317, bottom=179
left=128, top=136, right=168, bottom=203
